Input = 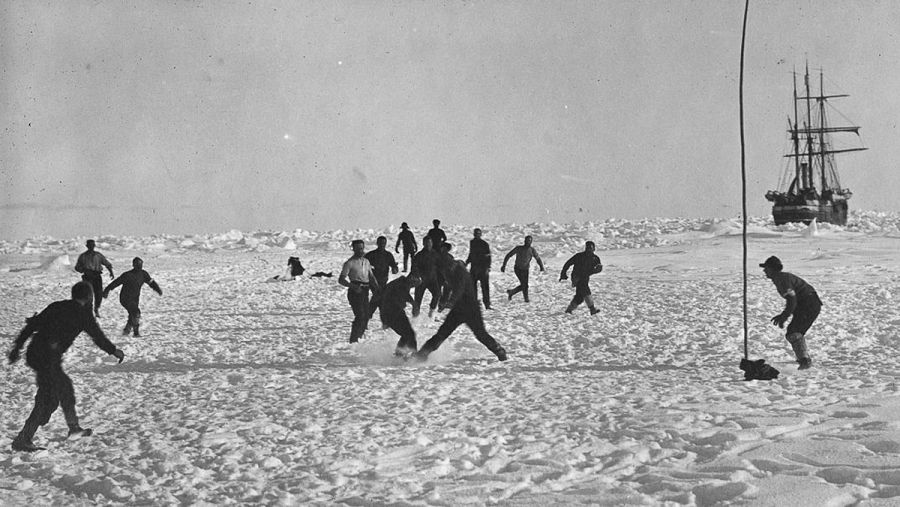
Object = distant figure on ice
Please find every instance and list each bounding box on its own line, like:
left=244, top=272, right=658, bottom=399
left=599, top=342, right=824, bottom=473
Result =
left=394, top=222, right=418, bottom=273
left=366, top=236, right=399, bottom=317
left=465, top=228, right=492, bottom=310
left=559, top=241, right=603, bottom=316
left=74, top=239, right=114, bottom=317
left=102, top=257, right=163, bottom=337
left=338, top=240, right=380, bottom=343
left=761, top=256, right=821, bottom=370
left=413, top=252, right=508, bottom=363
left=7, top=281, right=125, bottom=452
left=288, top=256, right=305, bottom=277
left=379, top=275, right=422, bottom=357
left=425, top=219, right=447, bottom=251
left=271, top=257, right=331, bottom=281
left=501, top=235, right=544, bottom=302
left=410, top=236, right=441, bottom=317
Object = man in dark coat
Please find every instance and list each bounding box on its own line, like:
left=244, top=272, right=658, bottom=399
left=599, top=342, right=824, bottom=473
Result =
left=394, top=222, right=418, bottom=273
left=379, top=275, right=421, bottom=357
left=366, top=236, right=399, bottom=318
left=425, top=219, right=447, bottom=251
left=465, top=228, right=492, bottom=310
left=761, top=255, right=821, bottom=370
left=410, top=237, right=441, bottom=317
left=103, top=257, right=163, bottom=337
left=414, top=252, right=508, bottom=362
left=8, top=281, right=125, bottom=451
left=559, top=241, right=603, bottom=315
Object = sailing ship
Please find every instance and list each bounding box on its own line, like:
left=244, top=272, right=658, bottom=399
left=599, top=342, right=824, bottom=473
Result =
left=765, top=64, right=867, bottom=226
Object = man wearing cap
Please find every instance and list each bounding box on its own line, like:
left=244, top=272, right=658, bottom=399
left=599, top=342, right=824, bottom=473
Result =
left=103, top=257, right=163, bottom=337
left=761, top=256, right=821, bottom=370
left=75, top=239, right=114, bottom=317
left=339, top=240, right=380, bottom=343
left=425, top=219, right=447, bottom=251
left=8, top=281, right=125, bottom=451
left=394, top=222, right=418, bottom=273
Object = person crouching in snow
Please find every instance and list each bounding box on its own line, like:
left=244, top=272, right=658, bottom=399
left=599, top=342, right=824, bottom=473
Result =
left=559, top=241, right=603, bottom=315
left=8, top=281, right=125, bottom=452
left=102, top=257, right=163, bottom=337
left=414, top=249, right=508, bottom=363
left=379, top=275, right=421, bottom=357
left=761, top=256, right=821, bottom=370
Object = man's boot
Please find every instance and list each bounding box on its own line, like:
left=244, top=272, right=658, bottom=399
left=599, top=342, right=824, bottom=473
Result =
left=11, top=433, right=43, bottom=452
left=67, top=425, right=93, bottom=438
left=787, top=333, right=812, bottom=369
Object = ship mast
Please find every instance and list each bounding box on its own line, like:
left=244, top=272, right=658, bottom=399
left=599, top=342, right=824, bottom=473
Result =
left=819, top=70, right=827, bottom=192
left=792, top=69, right=801, bottom=190
left=804, top=62, right=814, bottom=192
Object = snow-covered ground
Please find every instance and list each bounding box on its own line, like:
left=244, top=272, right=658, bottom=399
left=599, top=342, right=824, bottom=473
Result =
left=2, top=211, right=900, bottom=505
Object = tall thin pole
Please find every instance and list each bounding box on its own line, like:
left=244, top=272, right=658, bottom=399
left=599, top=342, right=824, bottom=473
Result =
left=739, top=0, right=750, bottom=359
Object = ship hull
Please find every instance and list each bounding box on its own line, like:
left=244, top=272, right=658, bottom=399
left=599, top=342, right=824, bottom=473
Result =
left=771, top=200, right=848, bottom=226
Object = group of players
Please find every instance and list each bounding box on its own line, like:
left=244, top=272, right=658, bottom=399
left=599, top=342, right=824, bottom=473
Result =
left=6, top=222, right=822, bottom=452
left=338, top=218, right=605, bottom=363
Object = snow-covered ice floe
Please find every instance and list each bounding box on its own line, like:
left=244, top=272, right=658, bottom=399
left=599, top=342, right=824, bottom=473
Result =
left=2, top=210, right=900, bottom=505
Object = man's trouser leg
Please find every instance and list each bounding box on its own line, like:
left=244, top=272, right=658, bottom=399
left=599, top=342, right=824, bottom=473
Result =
left=19, top=363, right=78, bottom=441
left=514, top=267, right=530, bottom=301
left=82, top=273, right=103, bottom=312
left=385, top=313, right=417, bottom=351
left=347, top=288, right=370, bottom=343
left=473, top=269, right=491, bottom=308
left=463, top=305, right=504, bottom=357
left=417, top=308, right=464, bottom=358
left=412, top=284, right=426, bottom=316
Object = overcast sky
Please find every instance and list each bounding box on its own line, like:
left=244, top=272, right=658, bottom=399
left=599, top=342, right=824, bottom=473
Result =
left=2, top=0, right=898, bottom=239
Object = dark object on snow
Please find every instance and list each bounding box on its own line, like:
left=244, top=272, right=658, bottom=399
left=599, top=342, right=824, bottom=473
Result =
left=310, top=272, right=332, bottom=278
left=740, top=358, right=780, bottom=381
left=288, top=257, right=305, bottom=277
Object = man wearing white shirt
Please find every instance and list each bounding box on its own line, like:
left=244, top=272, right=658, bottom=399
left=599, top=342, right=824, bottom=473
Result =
left=338, top=240, right=380, bottom=343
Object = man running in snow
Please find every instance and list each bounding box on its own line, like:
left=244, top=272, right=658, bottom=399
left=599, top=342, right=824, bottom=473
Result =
left=74, top=239, right=114, bottom=317
left=8, top=281, right=125, bottom=452
left=501, top=235, right=544, bottom=302
left=410, top=237, right=441, bottom=317
left=559, top=241, right=603, bottom=315
left=394, top=222, right=418, bottom=273
left=379, top=275, right=421, bottom=357
left=338, top=240, right=380, bottom=343
left=465, top=228, right=493, bottom=310
left=761, top=256, right=821, bottom=370
left=414, top=252, right=508, bottom=363
left=102, top=257, right=163, bottom=337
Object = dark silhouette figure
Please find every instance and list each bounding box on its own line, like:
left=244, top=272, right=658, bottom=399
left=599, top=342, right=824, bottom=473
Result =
left=761, top=256, right=821, bottom=370
left=414, top=252, right=507, bottom=363
left=103, top=257, right=163, bottom=337
left=465, top=228, right=493, bottom=309
left=559, top=241, right=603, bottom=315
left=394, top=223, right=418, bottom=273
left=8, top=282, right=125, bottom=452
